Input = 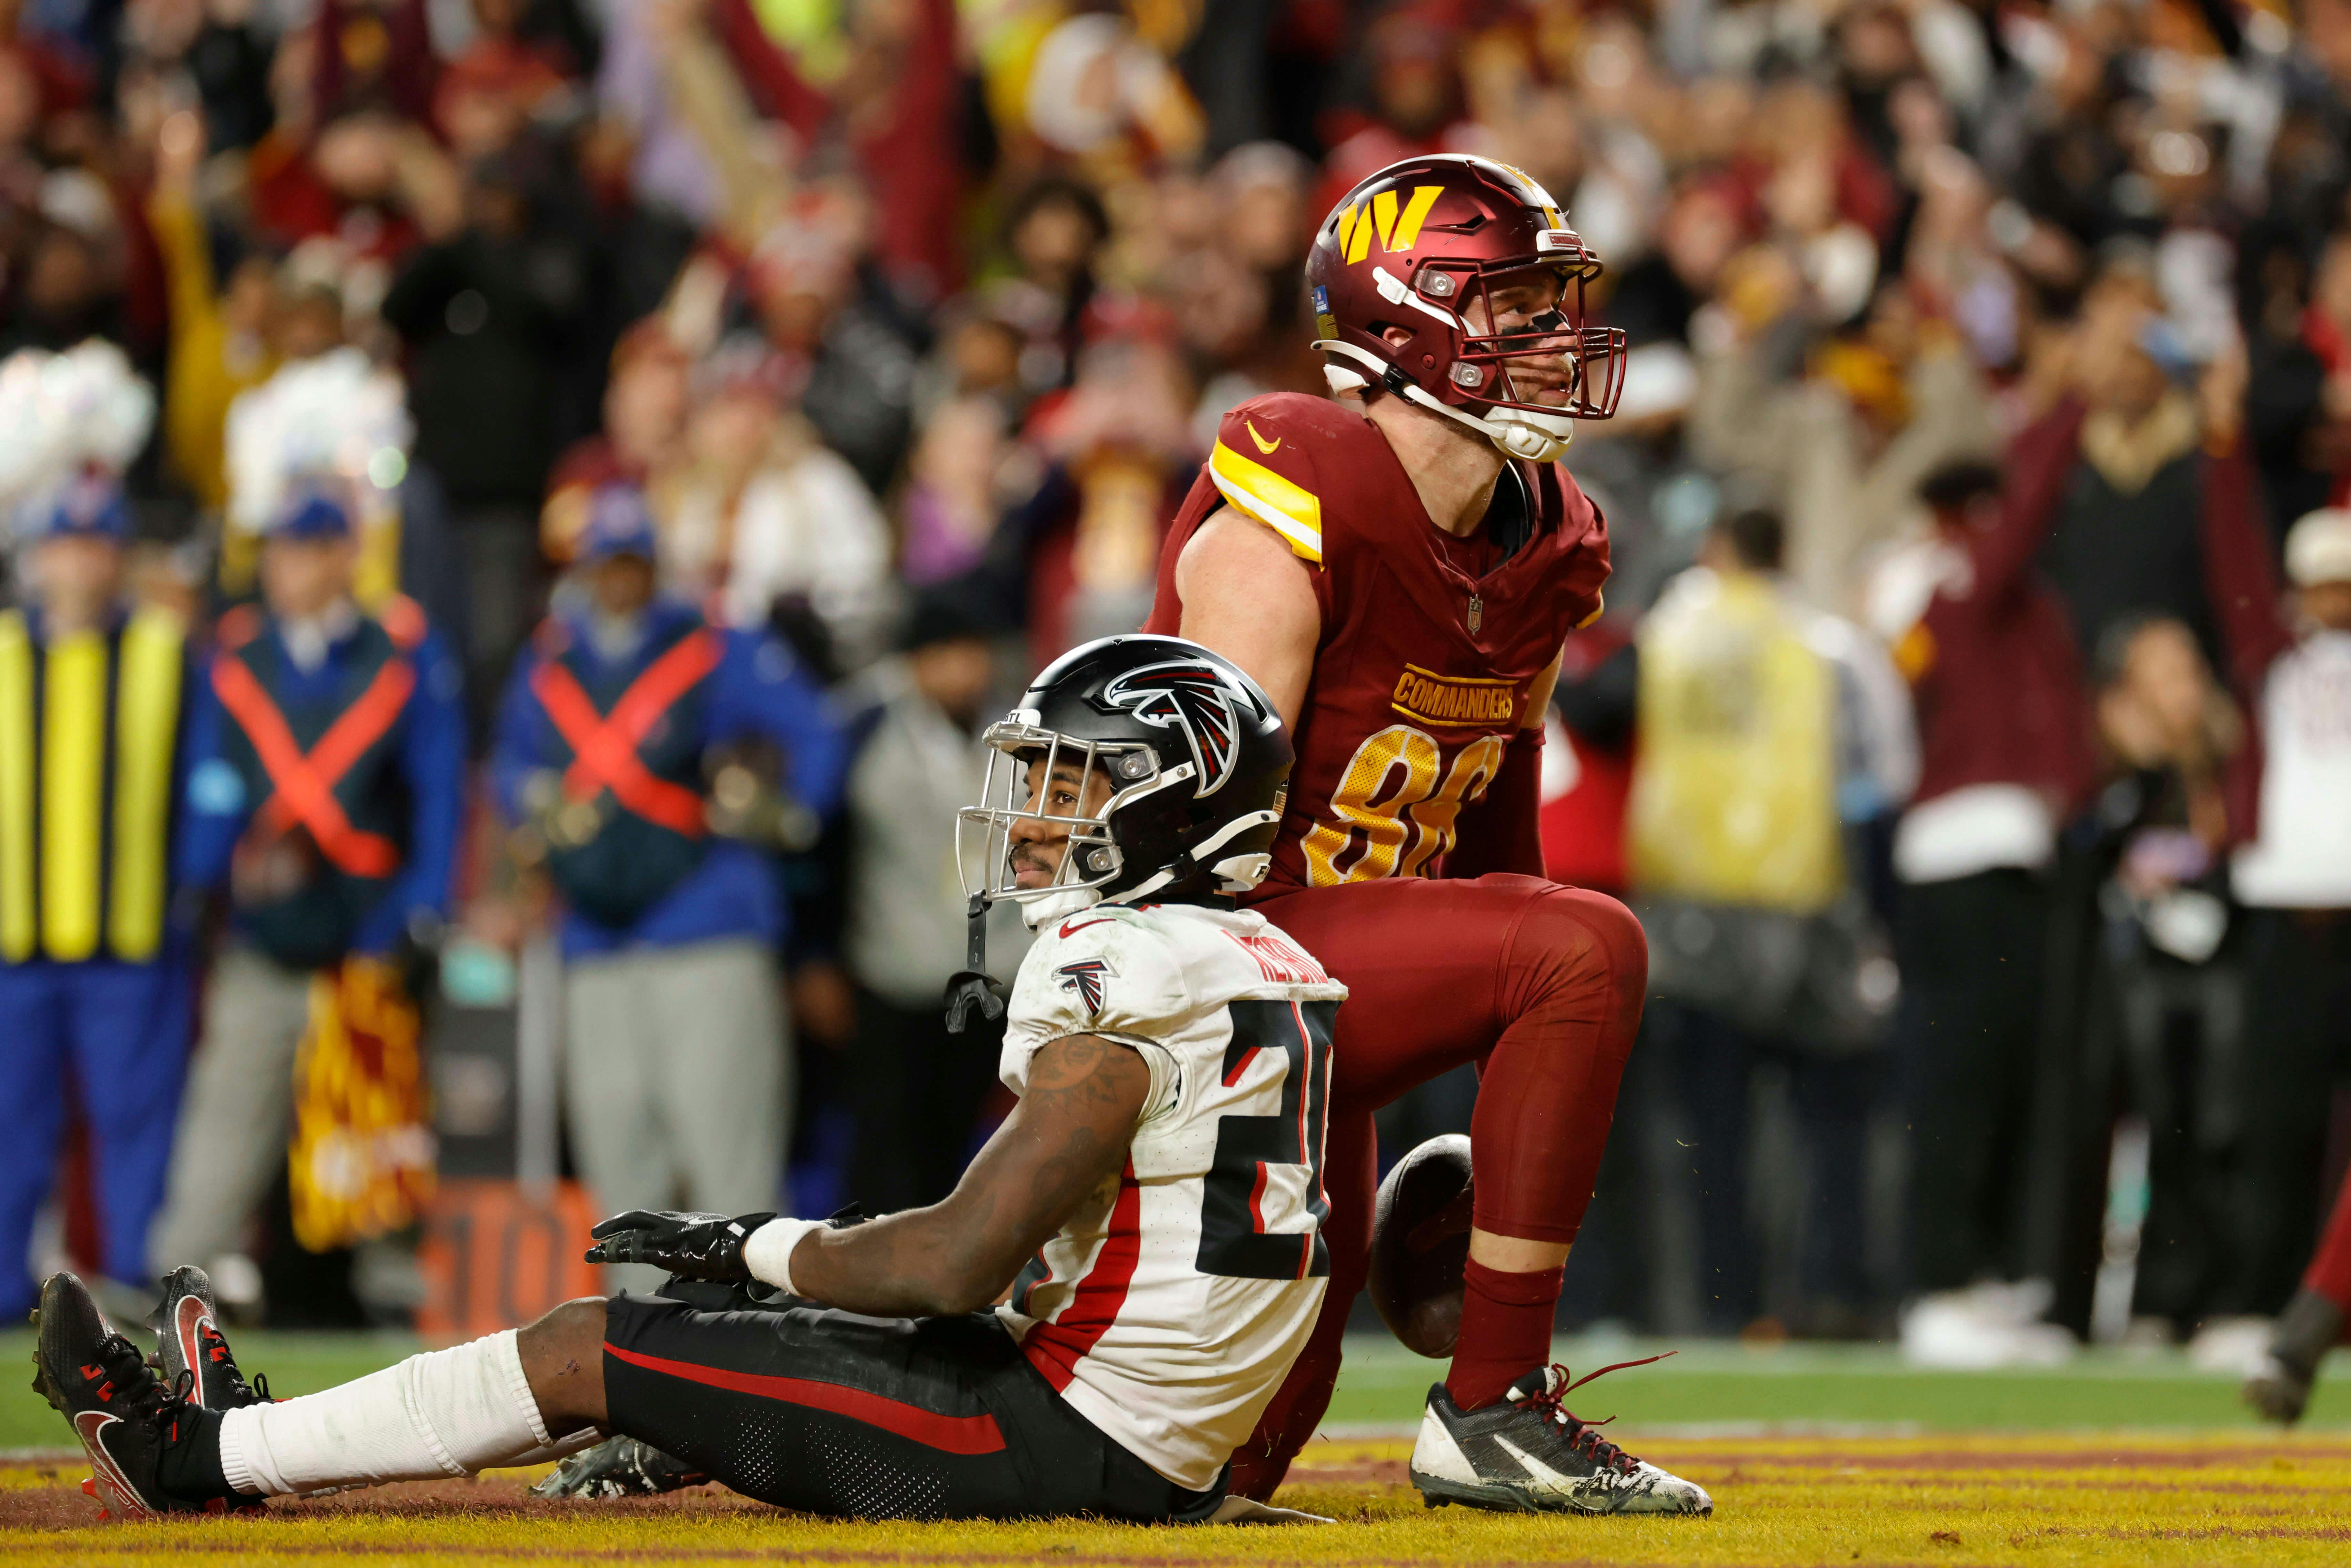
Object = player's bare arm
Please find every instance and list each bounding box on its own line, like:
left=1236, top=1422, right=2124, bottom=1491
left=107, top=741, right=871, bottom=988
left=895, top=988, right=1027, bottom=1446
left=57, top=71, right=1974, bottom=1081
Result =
left=784, top=1031, right=1151, bottom=1316
left=1522, top=650, right=1562, bottom=728
left=514, top=1043, right=1155, bottom=1434
left=1174, top=507, right=1319, bottom=731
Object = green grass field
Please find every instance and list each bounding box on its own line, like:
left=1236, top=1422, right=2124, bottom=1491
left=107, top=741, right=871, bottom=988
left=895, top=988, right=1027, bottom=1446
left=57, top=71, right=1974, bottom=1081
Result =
left=1, top=1329, right=2343, bottom=1450
left=3, top=1332, right=2348, bottom=1565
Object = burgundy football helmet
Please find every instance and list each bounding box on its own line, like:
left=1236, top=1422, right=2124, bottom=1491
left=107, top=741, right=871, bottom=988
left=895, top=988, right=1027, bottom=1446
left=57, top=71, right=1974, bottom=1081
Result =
left=1305, top=154, right=1625, bottom=462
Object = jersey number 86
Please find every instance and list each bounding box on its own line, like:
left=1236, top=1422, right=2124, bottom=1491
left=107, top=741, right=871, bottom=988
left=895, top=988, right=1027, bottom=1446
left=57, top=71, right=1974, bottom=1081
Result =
left=1301, top=725, right=1507, bottom=886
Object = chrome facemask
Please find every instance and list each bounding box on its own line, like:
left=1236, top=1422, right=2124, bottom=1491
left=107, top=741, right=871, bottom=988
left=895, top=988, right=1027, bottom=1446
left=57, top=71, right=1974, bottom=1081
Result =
left=954, top=711, right=1188, bottom=916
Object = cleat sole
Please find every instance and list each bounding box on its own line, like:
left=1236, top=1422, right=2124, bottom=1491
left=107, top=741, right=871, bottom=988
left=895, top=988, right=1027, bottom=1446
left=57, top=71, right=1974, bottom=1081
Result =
left=1410, top=1468, right=1710, bottom=1519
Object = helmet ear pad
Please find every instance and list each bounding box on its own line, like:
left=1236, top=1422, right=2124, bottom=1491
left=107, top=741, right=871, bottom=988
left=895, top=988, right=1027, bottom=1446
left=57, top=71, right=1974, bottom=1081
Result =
left=1094, top=734, right=1287, bottom=902
left=1101, top=777, right=1189, bottom=898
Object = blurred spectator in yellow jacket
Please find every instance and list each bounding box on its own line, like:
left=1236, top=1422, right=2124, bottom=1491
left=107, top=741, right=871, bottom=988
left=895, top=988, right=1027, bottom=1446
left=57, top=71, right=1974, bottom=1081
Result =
left=146, top=110, right=277, bottom=510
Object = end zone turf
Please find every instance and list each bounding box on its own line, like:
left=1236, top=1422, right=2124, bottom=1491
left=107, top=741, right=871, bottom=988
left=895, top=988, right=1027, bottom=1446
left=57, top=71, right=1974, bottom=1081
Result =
left=0, top=1432, right=2345, bottom=1567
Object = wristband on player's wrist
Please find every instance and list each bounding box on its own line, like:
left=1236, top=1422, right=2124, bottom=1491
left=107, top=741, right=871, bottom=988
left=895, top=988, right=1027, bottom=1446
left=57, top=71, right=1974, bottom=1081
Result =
left=743, top=1216, right=825, bottom=1294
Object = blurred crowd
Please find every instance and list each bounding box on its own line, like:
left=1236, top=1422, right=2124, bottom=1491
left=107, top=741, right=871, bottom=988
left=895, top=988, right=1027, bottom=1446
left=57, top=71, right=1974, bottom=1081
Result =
left=0, top=0, right=2349, bottom=1363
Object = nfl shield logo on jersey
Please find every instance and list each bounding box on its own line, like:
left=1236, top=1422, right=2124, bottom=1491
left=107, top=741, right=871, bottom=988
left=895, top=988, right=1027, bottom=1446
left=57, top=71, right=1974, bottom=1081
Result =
left=1054, top=958, right=1114, bottom=1016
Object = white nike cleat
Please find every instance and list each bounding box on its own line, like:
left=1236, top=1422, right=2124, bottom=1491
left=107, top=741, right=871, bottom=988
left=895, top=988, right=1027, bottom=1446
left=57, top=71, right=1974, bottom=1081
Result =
left=1408, top=1364, right=1713, bottom=1516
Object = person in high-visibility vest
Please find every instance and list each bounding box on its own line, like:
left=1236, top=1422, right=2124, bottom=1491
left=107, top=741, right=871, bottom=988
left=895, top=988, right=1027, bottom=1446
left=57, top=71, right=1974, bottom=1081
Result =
left=490, top=485, right=847, bottom=1260
left=1627, top=507, right=1919, bottom=1336
left=0, top=476, right=194, bottom=1316
left=148, top=484, right=466, bottom=1289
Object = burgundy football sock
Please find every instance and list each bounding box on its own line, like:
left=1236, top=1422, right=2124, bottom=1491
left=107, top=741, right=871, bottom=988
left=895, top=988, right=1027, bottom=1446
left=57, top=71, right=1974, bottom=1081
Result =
left=1446, top=1258, right=1565, bottom=1411
left=2302, top=1169, right=2351, bottom=1318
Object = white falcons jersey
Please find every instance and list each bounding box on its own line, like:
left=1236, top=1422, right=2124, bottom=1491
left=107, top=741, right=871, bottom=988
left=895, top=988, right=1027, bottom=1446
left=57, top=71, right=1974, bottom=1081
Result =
left=994, top=900, right=1345, bottom=1492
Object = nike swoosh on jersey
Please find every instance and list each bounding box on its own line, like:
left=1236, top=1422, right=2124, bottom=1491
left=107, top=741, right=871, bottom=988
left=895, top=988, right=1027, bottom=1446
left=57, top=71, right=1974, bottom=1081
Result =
left=74, top=1409, right=155, bottom=1520
left=1058, top=918, right=1114, bottom=938
left=1246, top=421, right=1281, bottom=455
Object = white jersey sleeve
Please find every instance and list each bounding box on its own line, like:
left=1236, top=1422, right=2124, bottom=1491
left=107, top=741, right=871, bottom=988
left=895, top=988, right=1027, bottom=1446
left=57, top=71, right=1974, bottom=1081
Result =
left=993, top=901, right=1346, bottom=1493
left=998, top=911, right=1191, bottom=1126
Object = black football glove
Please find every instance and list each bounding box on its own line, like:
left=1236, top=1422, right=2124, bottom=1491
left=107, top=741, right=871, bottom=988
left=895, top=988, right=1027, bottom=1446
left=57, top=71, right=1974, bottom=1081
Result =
left=583, top=1210, right=778, bottom=1281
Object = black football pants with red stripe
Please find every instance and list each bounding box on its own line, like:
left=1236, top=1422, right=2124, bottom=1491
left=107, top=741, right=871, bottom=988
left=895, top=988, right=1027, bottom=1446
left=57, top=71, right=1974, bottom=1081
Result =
left=601, top=1290, right=1224, bottom=1521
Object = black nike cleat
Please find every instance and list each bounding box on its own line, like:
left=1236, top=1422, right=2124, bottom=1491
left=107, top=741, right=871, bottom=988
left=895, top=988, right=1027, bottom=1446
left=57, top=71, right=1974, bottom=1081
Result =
left=147, top=1266, right=271, bottom=1412
left=530, top=1435, right=709, bottom=1500
left=1408, top=1362, right=1713, bottom=1516
left=32, top=1273, right=205, bottom=1520
left=2246, top=1289, right=2344, bottom=1426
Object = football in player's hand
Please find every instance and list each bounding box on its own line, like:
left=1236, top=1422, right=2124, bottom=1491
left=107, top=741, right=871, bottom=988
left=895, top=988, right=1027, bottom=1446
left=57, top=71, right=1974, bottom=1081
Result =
left=1368, top=1133, right=1474, bottom=1358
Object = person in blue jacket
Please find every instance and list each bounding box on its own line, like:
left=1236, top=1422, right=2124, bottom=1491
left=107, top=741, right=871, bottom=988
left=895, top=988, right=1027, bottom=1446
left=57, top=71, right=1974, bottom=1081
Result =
left=492, top=485, right=847, bottom=1239
left=0, top=476, right=195, bottom=1316
left=148, top=483, right=467, bottom=1289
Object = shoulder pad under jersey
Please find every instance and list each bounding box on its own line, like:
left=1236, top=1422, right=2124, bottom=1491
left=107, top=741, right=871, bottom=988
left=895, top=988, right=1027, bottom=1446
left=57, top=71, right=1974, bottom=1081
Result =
left=1011, top=905, right=1196, bottom=1048
left=1207, top=394, right=1367, bottom=568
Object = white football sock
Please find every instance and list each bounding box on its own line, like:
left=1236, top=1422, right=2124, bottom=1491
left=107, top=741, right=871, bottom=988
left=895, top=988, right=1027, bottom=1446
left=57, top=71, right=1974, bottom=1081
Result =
left=217, top=1330, right=562, bottom=1496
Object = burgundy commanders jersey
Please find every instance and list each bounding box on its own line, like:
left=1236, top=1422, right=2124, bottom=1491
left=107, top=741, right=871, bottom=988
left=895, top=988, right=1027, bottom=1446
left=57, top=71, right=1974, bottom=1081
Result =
left=1143, top=392, right=1610, bottom=891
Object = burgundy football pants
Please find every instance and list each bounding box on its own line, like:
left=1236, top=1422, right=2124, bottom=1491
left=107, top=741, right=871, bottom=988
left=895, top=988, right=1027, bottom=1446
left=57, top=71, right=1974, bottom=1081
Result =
left=1232, top=873, right=1648, bottom=1498
left=2303, top=1162, right=2351, bottom=1320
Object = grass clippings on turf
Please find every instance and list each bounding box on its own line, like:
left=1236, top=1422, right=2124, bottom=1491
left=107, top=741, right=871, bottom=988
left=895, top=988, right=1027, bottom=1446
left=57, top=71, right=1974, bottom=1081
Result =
left=3, top=1431, right=2347, bottom=1568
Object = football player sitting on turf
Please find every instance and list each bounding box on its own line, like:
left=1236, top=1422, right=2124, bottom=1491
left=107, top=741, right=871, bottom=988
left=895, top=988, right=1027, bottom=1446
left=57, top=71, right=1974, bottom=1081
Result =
left=35, top=635, right=1347, bottom=1524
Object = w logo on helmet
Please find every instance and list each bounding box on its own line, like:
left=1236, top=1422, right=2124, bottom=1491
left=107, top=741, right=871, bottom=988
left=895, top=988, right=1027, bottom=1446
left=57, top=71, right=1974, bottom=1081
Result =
left=1101, top=661, right=1257, bottom=799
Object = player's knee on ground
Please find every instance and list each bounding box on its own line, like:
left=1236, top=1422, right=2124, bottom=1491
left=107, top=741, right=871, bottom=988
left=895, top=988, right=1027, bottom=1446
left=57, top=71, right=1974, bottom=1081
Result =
left=518, top=1296, right=611, bottom=1432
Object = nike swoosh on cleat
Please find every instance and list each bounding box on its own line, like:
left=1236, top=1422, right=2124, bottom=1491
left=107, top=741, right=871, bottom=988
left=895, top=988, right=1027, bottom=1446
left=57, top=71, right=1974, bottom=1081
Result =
left=1491, top=1433, right=1577, bottom=1493
left=1246, top=421, right=1281, bottom=455
left=73, top=1410, right=154, bottom=1520
left=175, top=1298, right=211, bottom=1405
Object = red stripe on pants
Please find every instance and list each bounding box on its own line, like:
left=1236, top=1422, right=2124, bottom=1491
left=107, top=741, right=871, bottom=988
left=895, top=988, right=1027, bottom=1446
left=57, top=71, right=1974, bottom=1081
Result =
left=601, top=1340, right=1006, bottom=1454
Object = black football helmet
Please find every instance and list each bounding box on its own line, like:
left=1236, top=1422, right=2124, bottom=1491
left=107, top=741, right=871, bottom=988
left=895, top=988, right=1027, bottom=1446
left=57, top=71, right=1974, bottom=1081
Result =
left=959, top=634, right=1293, bottom=912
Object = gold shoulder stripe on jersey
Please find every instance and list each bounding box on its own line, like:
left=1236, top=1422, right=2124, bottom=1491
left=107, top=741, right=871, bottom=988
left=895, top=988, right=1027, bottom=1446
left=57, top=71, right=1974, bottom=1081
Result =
left=1576, top=589, right=1605, bottom=629
left=1208, top=439, right=1323, bottom=565
left=1390, top=663, right=1519, bottom=729
left=1246, top=420, right=1280, bottom=455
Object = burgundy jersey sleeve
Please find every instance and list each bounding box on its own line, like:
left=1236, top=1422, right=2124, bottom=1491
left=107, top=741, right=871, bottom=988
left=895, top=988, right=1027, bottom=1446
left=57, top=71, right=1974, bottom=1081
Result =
left=1144, top=393, right=1354, bottom=638
left=1202, top=395, right=1340, bottom=568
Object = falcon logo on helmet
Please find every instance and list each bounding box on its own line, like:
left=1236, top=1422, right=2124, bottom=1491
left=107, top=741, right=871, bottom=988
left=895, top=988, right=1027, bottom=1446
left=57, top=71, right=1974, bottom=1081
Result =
left=1101, top=661, right=1260, bottom=799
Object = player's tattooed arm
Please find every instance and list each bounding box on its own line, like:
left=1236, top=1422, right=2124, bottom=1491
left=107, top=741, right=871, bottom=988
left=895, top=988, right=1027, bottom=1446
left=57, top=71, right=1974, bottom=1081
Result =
left=785, top=1033, right=1151, bottom=1317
